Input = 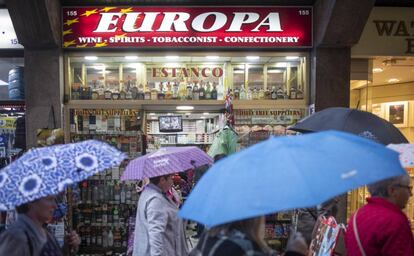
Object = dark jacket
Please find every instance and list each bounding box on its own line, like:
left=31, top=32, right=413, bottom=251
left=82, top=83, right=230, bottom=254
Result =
left=191, top=229, right=304, bottom=256
left=0, top=214, right=47, bottom=256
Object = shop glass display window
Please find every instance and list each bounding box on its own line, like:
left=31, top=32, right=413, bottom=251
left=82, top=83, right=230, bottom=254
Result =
left=66, top=54, right=307, bottom=101
left=0, top=57, right=24, bottom=100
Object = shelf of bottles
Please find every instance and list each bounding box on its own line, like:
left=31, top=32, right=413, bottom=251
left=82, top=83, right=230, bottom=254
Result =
left=69, top=109, right=143, bottom=159
left=72, top=166, right=138, bottom=255
left=264, top=212, right=294, bottom=251
left=146, top=113, right=220, bottom=152
left=66, top=55, right=307, bottom=104
left=68, top=108, right=144, bottom=255
left=234, top=109, right=305, bottom=148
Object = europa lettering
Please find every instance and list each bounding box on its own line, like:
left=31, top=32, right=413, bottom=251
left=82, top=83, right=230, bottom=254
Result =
left=152, top=67, right=224, bottom=78
left=93, top=12, right=283, bottom=33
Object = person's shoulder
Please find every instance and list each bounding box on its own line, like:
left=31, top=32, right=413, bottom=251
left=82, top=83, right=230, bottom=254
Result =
left=208, top=239, right=247, bottom=256
left=0, top=226, right=27, bottom=244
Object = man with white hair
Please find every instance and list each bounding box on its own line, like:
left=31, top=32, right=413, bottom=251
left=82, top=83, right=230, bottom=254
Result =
left=345, top=174, right=414, bottom=255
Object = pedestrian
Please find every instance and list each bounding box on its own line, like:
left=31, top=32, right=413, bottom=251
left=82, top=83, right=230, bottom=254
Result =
left=345, top=174, right=414, bottom=255
left=190, top=216, right=308, bottom=256
left=0, top=195, right=80, bottom=256
left=133, top=173, right=188, bottom=256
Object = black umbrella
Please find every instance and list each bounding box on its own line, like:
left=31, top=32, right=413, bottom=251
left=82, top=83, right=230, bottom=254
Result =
left=289, top=107, right=408, bottom=145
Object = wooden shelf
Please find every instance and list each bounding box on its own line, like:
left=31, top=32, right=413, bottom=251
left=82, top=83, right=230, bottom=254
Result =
left=65, top=99, right=307, bottom=110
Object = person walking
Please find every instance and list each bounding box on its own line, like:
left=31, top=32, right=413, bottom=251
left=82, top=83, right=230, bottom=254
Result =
left=0, top=195, right=80, bottom=256
left=133, top=174, right=188, bottom=256
left=190, top=216, right=308, bottom=256
left=345, top=174, right=414, bottom=255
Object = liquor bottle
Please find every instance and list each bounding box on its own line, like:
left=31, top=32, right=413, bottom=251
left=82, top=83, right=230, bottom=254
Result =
left=165, top=82, right=173, bottom=100
left=137, top=84, right=145, bottom=100
left=97, top=230, right=103, bottom=247
left=186, top=83, right=193, bottom=100
left=264, top=87, right=271, bottom=99
left=252, top=87, right=258, bottom=100
left=108, top=228, right=114, bottom=247
left=91, top=227, right=96, bottom=245
left=81, top=181, right=88, bottom=203
left=144, top=87, right=151, bottom=100
left=102, top=204, right=108, bottom=224
left=234, top=86, right=240, bottom=100
left=119, top=89, right=126, bottom=100
left=113, top=206, right=119, bottom=223
left=92, top=181, right=99, bottom=203
left=172, top=82, right=179, bottom=99
left=104, top=89, right=112, bottom=100
left=239, top=86, right=246, bottom=100
left=289, top=86, right=297, bottom=99
left=71, top=83, right=80, bottom=100
left=85, top=227, right=91, bottom=246
left=205, top=83, right=211, bottom=99
left=199, top=82, right=205, bottom=100
left=296, top=88, right=304, bottom=99
left=102, top=228, right=108, bottom=248
left=150, top=87, right=158, bottom=100
left=77, top=115, right=83, bottom=132
left=258, top=88, right=265, bottom=100
left=126, top=89, right=133, bottom=100
left=126, top=185, right=132, bottom=204
left=271, top=86, right=277, bottom=100
left=114, top=182, right=120, bottom=202
left=157, top=83, right=165, bottom=100
left=211, top=83, right=218, bottom=100
left=192, top=82, right=199, bottom=100
left=247, top=87, right=253, bottom=100
left=120, top=184, right=126, bottom=204
left=131, top=86, right=138, bottom=99
left=178, top=82, right=187, bottom=100
left=276, top=87, right=284, bottom=99
left=99, top=181, right=105, bottom=203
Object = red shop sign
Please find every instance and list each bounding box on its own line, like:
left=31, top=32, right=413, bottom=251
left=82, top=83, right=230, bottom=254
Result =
left=62, top=6, right=312, bottom=48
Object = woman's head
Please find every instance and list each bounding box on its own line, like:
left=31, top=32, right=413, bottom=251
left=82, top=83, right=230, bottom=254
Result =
left=149, top=174, right=174, bottom=192
left=16, top=195, right=57, bottom=224
left=208, top=216, right=271, bottom=253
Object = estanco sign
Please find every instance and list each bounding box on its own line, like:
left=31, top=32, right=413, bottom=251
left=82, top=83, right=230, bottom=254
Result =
left=62, top=7, right=312, bottom=48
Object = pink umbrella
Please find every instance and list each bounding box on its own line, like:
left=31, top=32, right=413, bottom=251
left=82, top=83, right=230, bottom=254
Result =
left=121, top=146, right=213, bottom=180
left=387, top=143, right=414, bottom=168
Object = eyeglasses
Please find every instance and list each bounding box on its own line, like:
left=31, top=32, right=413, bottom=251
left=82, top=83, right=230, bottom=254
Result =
left=395, top=184, right=413, bottom=192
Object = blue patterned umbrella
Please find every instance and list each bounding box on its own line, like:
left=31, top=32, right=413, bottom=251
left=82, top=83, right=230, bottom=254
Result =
left=0, top=140, right=126, bottom=211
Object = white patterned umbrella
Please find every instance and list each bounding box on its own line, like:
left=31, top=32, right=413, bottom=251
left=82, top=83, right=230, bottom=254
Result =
left=0, top=140, right=126, bottom=211
left=387, top=143, right=414, bottom=168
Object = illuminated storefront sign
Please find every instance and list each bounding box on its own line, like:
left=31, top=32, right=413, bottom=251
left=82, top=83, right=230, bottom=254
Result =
left=62, top=6, right=312, bottom=48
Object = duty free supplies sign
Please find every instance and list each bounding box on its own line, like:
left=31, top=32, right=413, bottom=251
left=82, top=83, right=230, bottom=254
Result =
left=62, top=6, right=312, bottom=48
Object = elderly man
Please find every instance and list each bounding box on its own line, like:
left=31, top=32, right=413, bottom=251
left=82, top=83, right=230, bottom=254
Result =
left=345, top=174, right=414, bottom=255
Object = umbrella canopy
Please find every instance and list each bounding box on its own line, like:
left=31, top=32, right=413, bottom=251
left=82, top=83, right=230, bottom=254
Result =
left=121, top=146, right=213, bottom=180
left=0, top=140, right=125, bottom=211
left=289, top=107, right=408, bottom=145
left=179, top=131, right=405, bottom=227
left=387, top=143, right=414, bottom=168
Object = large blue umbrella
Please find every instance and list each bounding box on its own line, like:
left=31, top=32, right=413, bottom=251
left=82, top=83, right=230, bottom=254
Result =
left=0, top=140, right=126, bottom=211
left=179, top=131, right=406, bottom=227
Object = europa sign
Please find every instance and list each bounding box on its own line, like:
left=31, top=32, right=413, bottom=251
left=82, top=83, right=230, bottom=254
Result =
left=62, top=6, right=312, bottom=48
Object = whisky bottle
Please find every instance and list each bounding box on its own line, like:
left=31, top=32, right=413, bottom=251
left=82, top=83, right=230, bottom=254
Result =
left=199, top=82, right=205, bottom=99
left=234, top=86, right=240, bottom=100
left=252, top=87, right=258, bottom=100
left=276, top=87, right=284, bottom=99
left=165, top=82, right=173, bottom=100
left=192, top=82, right=199, bottom=100
left=186, top=83, right=193, bottom=100
left=239, top=86, right=246, bottom=100
left=289, top=86, right=297, bottom=99
left=205, top=83, right=211, bottom=99
left=258, top=88, right=265, bottom=100
left=211, top=83, right=218, bottom=100
left=271, top=86, right=277, bottom=100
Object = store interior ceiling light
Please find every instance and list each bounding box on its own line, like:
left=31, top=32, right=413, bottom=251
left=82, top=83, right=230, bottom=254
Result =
left=268, top=69, right=284, bottom=74
left=149, top=113, right=156, bottom=115
left=275, top=62, right=288, bottom=68
left=85, top=56, right=98, bottom=61
left=166, top=56, right=179, bottom=60
left=206, top=56, right=219, bottom=60
left=373, top=68, right=384, bottom=73
left=233, top=70, right=245, bottom=74
left=203, top=112, right=209, bottom=115
left=125, top=56, right=138, bottom=60
left=176, top=106, right=194, bottom=110
left=387, top=78, right=400, bottom=83
left=246, top=56, right=260, bottom=60
left=286, top=56, right=299, bottom=60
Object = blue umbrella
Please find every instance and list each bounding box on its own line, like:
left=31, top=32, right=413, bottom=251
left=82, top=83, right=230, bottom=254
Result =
left=179, top=131, right=406, bottom=227
left=0, top=140, right=126, bottom=211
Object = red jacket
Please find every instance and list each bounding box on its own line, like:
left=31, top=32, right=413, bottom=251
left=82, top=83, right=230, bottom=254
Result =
left=345, top=197, right=414, bottom=256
